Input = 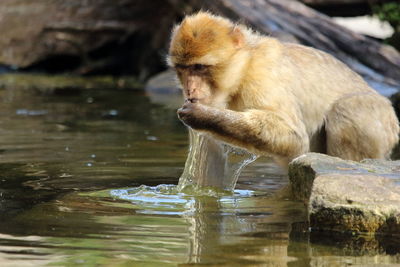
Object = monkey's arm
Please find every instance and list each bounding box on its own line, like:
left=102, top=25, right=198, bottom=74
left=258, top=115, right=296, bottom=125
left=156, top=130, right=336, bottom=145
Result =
left=178, top=101, right=309, bottom=158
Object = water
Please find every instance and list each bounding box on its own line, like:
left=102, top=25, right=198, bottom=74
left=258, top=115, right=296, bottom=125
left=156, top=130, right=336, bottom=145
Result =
left=0, top=83, right=399, bottom=266
left=178, top=128, right=258, bottom=192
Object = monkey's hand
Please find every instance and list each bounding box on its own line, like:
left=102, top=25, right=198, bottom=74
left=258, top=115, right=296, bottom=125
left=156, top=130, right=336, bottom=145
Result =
left=177, top=100, right=213, bottom=130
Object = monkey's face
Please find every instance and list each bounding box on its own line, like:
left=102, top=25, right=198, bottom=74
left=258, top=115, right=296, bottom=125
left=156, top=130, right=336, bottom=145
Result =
left=174, top=63, right=216, bottom=106
left=168, top=12, right=244, bottom=107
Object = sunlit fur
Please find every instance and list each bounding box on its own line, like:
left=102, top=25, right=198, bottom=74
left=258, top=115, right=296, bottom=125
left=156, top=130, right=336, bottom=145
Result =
left=168, top=12, right=400, bottom=166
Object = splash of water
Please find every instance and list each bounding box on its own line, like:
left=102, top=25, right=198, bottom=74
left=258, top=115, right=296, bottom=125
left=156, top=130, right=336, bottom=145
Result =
left=109, top=184, right=259, bottom=215
left=178, top=129, right=258, bottom=192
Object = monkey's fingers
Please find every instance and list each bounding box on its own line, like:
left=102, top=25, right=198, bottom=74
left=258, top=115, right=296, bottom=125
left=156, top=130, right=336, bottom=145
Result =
left=177, top=104, right=199, bottom=127
left=177, top=106, right=189, bottom=120
left=181, top=101, right=196, bottom=110
left=177, top=103, right=208, bottom=130
left=177, top=108, right=191, bottom=125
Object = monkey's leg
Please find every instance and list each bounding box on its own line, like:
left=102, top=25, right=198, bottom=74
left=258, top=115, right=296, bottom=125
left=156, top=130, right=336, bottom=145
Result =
left=178, top=102, right=310, bottom=160
left=325, top=93, right=399, bottom=161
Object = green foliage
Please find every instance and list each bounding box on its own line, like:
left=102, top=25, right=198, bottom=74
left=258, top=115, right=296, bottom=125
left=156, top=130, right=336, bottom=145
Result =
left=372, top=2, right=400, bottom=29
left=372, top=2, right=400, bottom=50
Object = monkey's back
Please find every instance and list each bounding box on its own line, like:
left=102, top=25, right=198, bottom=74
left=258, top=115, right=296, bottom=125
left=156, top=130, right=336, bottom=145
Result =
left=284, top=42, right=398, bottom=156
left=277, top=42, right=379, bottom=134
left=250, top=39, right=398, bottom=152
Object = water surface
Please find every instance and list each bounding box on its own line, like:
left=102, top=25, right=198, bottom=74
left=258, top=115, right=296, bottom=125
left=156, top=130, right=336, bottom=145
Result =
left=0, top=84, right=399, bottom=266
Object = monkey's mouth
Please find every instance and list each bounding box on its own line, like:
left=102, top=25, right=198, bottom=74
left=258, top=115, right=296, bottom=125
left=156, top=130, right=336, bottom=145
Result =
left=186, top=98, right=207, bottom=103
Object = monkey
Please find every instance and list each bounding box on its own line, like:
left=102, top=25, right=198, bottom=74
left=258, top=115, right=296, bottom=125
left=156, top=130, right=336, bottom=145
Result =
left=167, top=12, right=400, bottom=167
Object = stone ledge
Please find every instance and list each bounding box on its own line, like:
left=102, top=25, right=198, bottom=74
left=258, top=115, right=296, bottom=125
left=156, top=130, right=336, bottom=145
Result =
left=288, top=153, right=400, bottom=236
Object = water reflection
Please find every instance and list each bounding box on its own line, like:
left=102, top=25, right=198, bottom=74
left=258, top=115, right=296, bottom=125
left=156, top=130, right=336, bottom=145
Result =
left=108, top=184, right=300, bottom=265
left=184, top=194, right=296, bottom=266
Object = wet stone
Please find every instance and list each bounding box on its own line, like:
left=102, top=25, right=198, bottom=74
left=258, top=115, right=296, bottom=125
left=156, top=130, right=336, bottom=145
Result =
left=145, top=69, right=180, bottom=94
left=145, top=69, right=182, bottom=109
left=288, top=153, right=400, bottom=236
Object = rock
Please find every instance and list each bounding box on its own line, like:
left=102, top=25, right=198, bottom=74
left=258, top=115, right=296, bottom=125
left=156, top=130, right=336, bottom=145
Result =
left=288, top=153, right=400, bottom=236
left=145, top=69, right=179, bottom=94
left=145, top=69, right=182, bottom=109
left=0, top=0, right=189, bottom=77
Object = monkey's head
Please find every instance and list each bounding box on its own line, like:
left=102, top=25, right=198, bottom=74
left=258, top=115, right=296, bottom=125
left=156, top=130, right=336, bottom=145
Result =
left=167, top=12, right=246, bottom=107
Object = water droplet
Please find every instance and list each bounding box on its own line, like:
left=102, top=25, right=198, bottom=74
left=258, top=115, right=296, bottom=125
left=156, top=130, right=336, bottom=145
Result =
left=16, top=109, right=47, bottom=116
left=59, top=173, right=72, bottom=178
left=108, top=109, right=118, bottom=116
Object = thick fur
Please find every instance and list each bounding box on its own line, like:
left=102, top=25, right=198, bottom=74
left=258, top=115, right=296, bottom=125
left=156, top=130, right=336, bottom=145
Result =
left=168, top=12, right=400, bottom=166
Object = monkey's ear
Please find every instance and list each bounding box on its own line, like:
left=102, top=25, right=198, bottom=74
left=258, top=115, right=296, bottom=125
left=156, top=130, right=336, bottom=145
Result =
left=230, top=26, right=244, bottom=48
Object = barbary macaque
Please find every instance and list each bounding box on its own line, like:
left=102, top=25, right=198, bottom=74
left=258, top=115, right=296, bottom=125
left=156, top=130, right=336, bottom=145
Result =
left=167, top=12, right=399, bottom=166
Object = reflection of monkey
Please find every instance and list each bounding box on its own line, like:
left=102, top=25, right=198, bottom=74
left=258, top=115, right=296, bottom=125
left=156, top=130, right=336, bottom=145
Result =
left=167, top=12, right=399, bottom=166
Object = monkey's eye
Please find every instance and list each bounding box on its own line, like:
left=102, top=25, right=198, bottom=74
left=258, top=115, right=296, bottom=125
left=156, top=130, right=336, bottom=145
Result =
left=192, top=64, right=207, bottom=72
left=175, top=64, right=187, bottom=70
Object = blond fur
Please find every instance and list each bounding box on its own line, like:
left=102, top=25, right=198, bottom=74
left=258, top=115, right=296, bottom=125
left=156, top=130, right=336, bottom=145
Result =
left=169, top=12, right=400, bottom=166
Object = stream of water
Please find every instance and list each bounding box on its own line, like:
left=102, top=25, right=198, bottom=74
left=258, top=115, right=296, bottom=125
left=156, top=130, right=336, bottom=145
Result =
left=178, top=128, right=258, bottom=192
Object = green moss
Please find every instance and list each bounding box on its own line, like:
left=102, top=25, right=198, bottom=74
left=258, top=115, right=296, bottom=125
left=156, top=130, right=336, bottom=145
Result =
left=0, top=73, right=143, bottom=93
left=373, top=2, right=400, bottom=29
left=372, top=1, right=400, bottom=50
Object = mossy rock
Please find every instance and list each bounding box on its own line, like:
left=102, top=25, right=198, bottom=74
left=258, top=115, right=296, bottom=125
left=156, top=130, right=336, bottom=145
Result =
left=0, top=73, right=142, bottom=94
left=289, top=153, right=400, bottom=237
